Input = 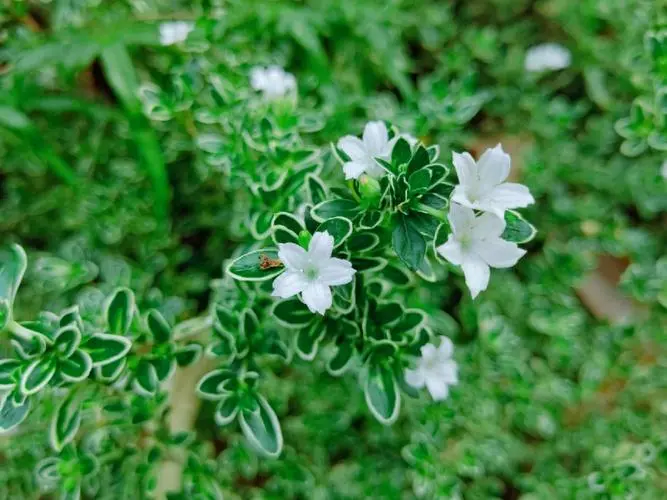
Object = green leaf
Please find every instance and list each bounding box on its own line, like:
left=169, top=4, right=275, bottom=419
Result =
left=197, top=369, right=234, bottom=400
left=54, top=326, right=82, bottom=359
left=351, top=257, right=388, bottom=273
left=0, top=359, right=20, bottom=389
left=316, top=217, right=353, bottom=248
left=502, top=210, right=537, bottom=244
left=273, top=226, right=300, bottom=245
left=311, top=199, right=361, bottom=222
left=392, top=137, right=412, bottom=167
left=239, top=394, right=283, bottom=458
left=175, top=343, right=202, bottom=367
left=147, top=310, right=172, bottom=344
left=407, top=145, right=430, bottom=177
left=346, top=232, right=380, bottom=253
left=408, top=169, right=432, bottom=195
left=96, top=357, right=126, bottom=382
left=272, top=299, right=313, bottom=327
left=60, top=350, right=93, bottom=382
left=364, top=364, right=400, bottom=425
left=359, top=210, right=384, bottom=229
left=0, top=390, right=31, bottom=433
left=0, top=244, right=27, bottom=327
left=214, top=395, right=240, bottom=426
left=133, top=360, right=159, bottom=397
left=215, top=306, right=239, bottom=336
left=105, top=288, right=135, bottom=336
left=376, top=302, right=404, bottom=326
left=82, top=333, right=132, bottom=367
left=20, top=358, right=56, bottom=395
left=392, top=214, right=426, bottom=271
left=420, top=192, right=449, bottom=210
left=295, top=322, right=325, bottom=361
left=306, top=174, right=328, bottom=204
left=272, top=212, right=305, bottom=236
left=226, top=249, right=284, bottom=282
left=327, top=342, right=355, bottom=376
left=49, top=392, right=82, bottom=452
left=240, top=309, right=259, bottom=341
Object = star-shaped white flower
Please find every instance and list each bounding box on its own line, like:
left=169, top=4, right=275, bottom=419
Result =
left=159, top=22, right=194, bottom=46
left=337, top=121, right=396, bottom=180
left=272, top=231, right=355, bottom=315
left=250, top=66, right=297, bottom=100
left=524, top=43, right=572, bottom=72
left=436, top=203, right=527, bottom=298
left=405, top=337, right=458, bottom=401
left=451, top=144, right=535, bottom=218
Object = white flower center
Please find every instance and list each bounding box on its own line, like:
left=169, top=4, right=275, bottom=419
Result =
left=304, top=266, right=319, bottom=281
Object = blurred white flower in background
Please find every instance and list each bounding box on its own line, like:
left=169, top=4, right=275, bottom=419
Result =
left=250, top=66, right=297, bottom=100
left=337, top=121, right=396, bottom=180
left=436, top=203, right=526, bottom=298
left=272, top=231, right=355, bottom=315
left=662, top=160, right=667, bottom=180
left=452, top=144, right=534, bottom=218
left=159, top=22, right=194, bottom=46
left=524, top=43, right=572, bottom=72
left=405, top=337, right=458, bottom=401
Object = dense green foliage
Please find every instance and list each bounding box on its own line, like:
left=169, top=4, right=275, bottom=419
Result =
left=1, top=1, right=666, bottom=499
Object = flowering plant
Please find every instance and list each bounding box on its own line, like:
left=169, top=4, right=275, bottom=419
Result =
left=0, top=0, right=664, bottom=498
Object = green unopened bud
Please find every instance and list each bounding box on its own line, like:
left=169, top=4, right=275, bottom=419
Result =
left=298, top=230, right=312, bottom=248
left=358, top=174, right=382, bottom=206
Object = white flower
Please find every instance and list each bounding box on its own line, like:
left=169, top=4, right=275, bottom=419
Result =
left=159, top=22, right=194, bottom=46
left=272, top=231, right=355, bottom=315
left=451, top=144, right=534, bottom=218
left=661, top=160, right=667, bottom=180
left=405, top=337, right=458, bottom=401
left=250, top=65, right=297, bottom=100
left=524, top=43, right=572, bottom=72
left=337, top=121, right=396, bottom=180
left=436, top=203, right=526, bottom=298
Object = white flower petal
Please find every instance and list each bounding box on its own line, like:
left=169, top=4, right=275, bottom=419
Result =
left=471, top=213, right=506, bottom=240
left=473, top=238, right=526, bottom=269
left=405, top=368, right=425, bottom=389
left=452, top=151, right=477, bottom=186
left=301, top=283, right=332, bottom=315
left=451, top=185, right=476, bottom=210
left=525, top=43, right=571, bottom=72
left=436, top=337, right=453, bottom=358
left=436, top=238, right=465, bottom=266
left=250, top=67, right=267, bottom=90
left=485, top=183, right=535, bottom=210
left=337, top=136, right=367, bottom=161
left=476, top=145, right=511, bottom=189
left=440, top=360, right=458, bottom=384
left=425, top=377, right=449, bottom=401
left=362, top=121, right=389, bottom=156
left=447, top=203, right=476, bottom=236
left=308, top=231, right=334, bottom=261
left=421, top=343, right=437, bottom=360
left=278, top=243, right=308, bottom=269
left=318, top=258, right=355, bottom=286
left=343, top=161, right=369, bottom=180
left=272, top=271, right=308, bottom=298
left=460, top=255, right=490, bottom=299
